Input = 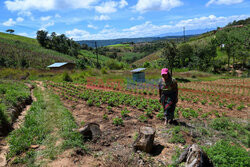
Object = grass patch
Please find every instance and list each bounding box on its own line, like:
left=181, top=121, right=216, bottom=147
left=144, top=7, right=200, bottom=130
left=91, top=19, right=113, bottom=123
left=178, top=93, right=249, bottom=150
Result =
left=0, top=80, right=30, bottom=128
left=210, top=117, right=249, bottom=147
left=7, top=85, right=85, bottom=166
left=203, top=140, right=249, bottom=167
left=169, top=126, right=185, bottom=144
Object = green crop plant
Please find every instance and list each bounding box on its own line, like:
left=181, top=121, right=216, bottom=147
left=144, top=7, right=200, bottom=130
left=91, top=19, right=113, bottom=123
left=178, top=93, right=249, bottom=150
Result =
left=201, top=99, right=207, bottom=105
left=219, top=101, right=224, bottom=108
left=237, top=104, right=245, bottom=111
left=138, top=114, right=148, bottom=122
left=169, top=126, right=185, bottom=144
left=156, top=112, right=164, bottom=120
left=189, top=109, right=198, bottom=118
left=121, top=108, right=130, bottom=117
left=145, top=109, right=152, bottom=117
left=103, top=114, right=108, bottom=120
left=227, top=103, right=236, bottom=110
left=113, top=117, right=123, bottom=126
left=212, top=110, right=220, bottom=117
left=95, top=102, right=101, bottom=107
left=87, top=99, right=93, bottom=106
left=201, top=113, right=208, bottom=119
left=192, top=98, right=198, bottom=103
left=198, top=108, right=202, bottom=112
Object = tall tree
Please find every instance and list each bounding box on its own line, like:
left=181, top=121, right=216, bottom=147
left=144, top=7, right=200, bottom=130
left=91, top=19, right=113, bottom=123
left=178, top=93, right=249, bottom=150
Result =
left=178, top=43, right=193, bottom=67
left=36, top=30, right=49, bottom=47
left=6, top=29, right=14, bottom=34
left=161, top=41, right=178, bottom=75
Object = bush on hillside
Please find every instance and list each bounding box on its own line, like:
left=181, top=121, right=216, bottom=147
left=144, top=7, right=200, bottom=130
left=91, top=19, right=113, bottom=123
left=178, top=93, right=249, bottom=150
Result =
left=105, top=59, right=123, bottom=70
left=62, top=72, right=73, bottom=82
left=203, top=140, right=249, bottom=167
left=143, top=62, right=151, bottom=68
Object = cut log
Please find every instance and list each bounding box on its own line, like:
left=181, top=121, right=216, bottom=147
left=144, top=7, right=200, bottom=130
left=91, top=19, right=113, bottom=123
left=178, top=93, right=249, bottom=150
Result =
left=176, top=144, right=214, bottom=167
left=133, top=126, right=156, bottom=153
left=78, top=123, right=101, bottom=141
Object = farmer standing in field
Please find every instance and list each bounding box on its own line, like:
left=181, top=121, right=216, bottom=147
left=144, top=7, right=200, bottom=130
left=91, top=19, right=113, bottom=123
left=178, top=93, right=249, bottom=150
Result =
left=158, top=68, right=178, bottom=125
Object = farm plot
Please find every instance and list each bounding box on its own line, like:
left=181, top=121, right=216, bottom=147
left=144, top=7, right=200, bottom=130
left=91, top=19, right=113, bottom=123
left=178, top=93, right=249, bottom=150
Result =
left=83, top=77, right=249, bottom=119
left=46, top=79, right=249, bottom=166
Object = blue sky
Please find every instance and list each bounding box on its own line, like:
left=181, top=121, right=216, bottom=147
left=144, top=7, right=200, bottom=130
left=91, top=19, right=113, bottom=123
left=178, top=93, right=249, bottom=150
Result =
left=0, top=0, right=249, bottom=40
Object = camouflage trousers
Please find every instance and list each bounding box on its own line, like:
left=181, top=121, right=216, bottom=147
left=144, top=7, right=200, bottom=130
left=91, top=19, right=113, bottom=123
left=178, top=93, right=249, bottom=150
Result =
left=160, top=95, right=176, bottom=120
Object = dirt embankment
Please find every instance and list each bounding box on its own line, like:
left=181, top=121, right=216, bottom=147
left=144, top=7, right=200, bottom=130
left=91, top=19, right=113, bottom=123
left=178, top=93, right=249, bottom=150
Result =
left=0, top=84, right=34, bottom=136
left=0, top=84, right=35, bottom=167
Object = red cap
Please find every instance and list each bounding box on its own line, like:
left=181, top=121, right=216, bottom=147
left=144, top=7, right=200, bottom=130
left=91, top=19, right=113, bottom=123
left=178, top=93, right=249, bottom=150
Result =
left=161, top=68, right=168, bottom=75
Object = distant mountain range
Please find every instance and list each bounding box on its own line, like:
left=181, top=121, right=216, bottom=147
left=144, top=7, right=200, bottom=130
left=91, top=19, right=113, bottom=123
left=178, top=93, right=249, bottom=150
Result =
left=156, top=28, right=216, bottom=37
left=77, top=28, right=215, bottom=47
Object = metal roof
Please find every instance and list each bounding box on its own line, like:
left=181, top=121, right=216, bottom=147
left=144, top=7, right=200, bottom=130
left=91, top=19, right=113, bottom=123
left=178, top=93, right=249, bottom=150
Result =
left=47, top=62, right=68, bottom=68
left=130, top=68, right=146, bottom=73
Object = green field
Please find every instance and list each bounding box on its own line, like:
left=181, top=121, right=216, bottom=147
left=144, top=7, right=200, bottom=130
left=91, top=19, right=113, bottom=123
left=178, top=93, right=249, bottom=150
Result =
left=0, top=32, right=39, bottom=46
left=0, top=32, right=76, bottom=68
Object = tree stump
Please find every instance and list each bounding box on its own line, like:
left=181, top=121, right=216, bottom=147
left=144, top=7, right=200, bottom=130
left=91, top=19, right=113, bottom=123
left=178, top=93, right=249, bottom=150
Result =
left=78, top=123, right=101, bottom=142
left=176, top=144, right=214, bottom=167
left=133, top=126, right=156, bottom=153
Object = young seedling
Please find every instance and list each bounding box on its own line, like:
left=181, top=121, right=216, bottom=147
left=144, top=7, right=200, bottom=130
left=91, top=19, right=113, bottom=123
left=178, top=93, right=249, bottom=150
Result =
left=113, top=117, right=123, bottom=126
left=138, top=114, right=148, bottom=122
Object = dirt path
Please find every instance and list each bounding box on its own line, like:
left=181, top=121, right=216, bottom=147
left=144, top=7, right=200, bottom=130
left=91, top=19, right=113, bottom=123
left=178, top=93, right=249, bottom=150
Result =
left=0, top=84, right=36, bottom=167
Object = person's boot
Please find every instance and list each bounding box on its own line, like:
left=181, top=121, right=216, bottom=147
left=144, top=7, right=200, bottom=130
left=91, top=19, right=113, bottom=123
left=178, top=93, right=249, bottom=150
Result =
left=169, top=119, right=174, bottom=124
left=164, top=118, right=168, bottom=125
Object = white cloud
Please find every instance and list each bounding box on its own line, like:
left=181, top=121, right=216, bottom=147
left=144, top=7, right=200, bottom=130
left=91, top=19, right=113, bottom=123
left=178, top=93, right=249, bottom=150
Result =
left=95, top=1, right=117, bottom=13
left=66, top=28, right=91, bottom=39
left=40, top=16, right=51, bottom=21
left=5, top=0, right=98, bottom=11
left=16, top=17, right=24, bottom=22
left=130, top=16, right=144, bottom=21
left=17, top=11, right=32, bottom=16
left=104, top=24, right=110, bottom=28
left=95, top=0, right=127, bottom=14
left=206, top=0, right=243, bottom=6
left=17, top=11, right=35, bottom=20
left=55, top=14, right=61, bottom=18
left=134, top=0, right=183, bottom=13
left=119, top=0, right=128, bottom=8
left=66, top=14, right=249, bottom=40
left=94, top=15, right=111, bottom=21
left=88, top=24, right=98, bottom=29
left=18, top=32, right=28, bottom=36
left=40, top=21, right=55, bottom=30
left=3, top=18, right=16, bottom=26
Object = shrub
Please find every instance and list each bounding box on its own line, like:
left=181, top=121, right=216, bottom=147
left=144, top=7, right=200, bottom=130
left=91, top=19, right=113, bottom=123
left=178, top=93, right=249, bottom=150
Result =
left=211, top=117, right=230, bottom=131
left=203, top=140, right=250, bottom=167
left=101, top=67, right=108, bottom=74
left=62, top=72, right=73, bottom=82
left=106, top=59, right=123, bottom=70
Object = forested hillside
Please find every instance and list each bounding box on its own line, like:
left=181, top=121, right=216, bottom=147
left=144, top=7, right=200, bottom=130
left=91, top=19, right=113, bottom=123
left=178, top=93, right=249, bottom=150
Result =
left=133, top=18, right=250, bottom=74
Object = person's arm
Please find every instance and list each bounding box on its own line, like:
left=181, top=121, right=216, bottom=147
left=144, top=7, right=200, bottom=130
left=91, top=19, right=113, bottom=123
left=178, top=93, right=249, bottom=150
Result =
left=158, top=80, right=162, bottom=102
left=159, top=89, right=162, bottom=102
left=174, top=80, right=178, bottom=103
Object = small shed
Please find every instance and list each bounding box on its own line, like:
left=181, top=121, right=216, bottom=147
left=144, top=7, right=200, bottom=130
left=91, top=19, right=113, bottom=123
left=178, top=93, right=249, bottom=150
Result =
left=130, top=68, right=146, bottom=82
left=47, top=62, right=75, bottom=70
